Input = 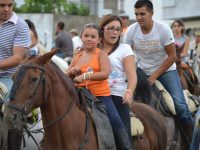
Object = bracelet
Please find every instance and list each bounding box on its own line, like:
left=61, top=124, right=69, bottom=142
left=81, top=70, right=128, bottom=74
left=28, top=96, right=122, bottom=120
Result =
left=86, top=73, right=89, bottom=80
left=83, top=72, right=92, bottom=80
left=88, top=72, right=91, bottom=80
left=83, top=73, right=86, bottom=80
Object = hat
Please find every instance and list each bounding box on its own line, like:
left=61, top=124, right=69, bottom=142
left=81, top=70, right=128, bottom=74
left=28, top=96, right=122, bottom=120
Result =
left=195, top=31, right=200, bottom=36
left=119, top=13, right=129, bottom=19
left=69, top=28, right=78, bottom=34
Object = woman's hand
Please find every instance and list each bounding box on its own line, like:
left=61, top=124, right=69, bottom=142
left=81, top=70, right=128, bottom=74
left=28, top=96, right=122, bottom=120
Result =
left=122, top=90, right=133, bottom=105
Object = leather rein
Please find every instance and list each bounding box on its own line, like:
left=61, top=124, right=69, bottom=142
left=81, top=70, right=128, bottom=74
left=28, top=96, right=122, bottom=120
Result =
left=6, top=64, right=90, bottom=150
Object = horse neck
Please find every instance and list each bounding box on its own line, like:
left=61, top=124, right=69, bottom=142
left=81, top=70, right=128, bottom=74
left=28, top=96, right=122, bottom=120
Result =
left=40, top=64, right=86, bottom=149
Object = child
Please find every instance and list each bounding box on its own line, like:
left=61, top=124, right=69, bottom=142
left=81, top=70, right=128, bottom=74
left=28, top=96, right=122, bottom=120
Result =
left=66, top=23, right=132, bottom=149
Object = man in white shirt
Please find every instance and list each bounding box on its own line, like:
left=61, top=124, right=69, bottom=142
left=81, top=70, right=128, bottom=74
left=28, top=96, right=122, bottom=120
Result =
left=124, top=0, right=194, bottom=144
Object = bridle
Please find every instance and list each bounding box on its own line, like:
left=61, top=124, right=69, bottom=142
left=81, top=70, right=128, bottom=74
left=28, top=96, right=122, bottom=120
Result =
left=7, top=64, right=46, bottom=115
left=6, top=63, right=90, bottom=150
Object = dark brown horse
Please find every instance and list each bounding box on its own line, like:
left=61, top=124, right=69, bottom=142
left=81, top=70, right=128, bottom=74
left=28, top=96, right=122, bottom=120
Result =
left=130, top=102, right=167, bottom=150
left=135, top=67, right=192, bottom=150
left=176, top=45, right=200, bottom=96
left=3, top=50, right=167, bottom=150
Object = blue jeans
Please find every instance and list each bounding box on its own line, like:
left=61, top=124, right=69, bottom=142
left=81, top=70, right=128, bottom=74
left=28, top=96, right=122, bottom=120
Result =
left=157, top=70, right=194, bottom=125
left=0, top=77, right=13, bottom=102
left=111, top=95, right=131, bottom=139
left=190, top=109, right=200, bottom=150
left=97, top=96, right=125, bottom=132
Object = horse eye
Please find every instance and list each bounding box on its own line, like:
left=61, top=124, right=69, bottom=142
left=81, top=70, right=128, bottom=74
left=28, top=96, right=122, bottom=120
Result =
left=31, top=77, right=39, bottom=82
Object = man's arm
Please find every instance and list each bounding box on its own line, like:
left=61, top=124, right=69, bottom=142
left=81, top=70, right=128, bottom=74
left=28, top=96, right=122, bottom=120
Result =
left=0, top=46, right=27, bottom=70
left=148, top=43, right=177, bottom=84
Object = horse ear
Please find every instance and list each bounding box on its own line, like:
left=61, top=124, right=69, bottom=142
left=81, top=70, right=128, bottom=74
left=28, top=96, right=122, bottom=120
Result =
left=35, top=48, right=60, bottom=65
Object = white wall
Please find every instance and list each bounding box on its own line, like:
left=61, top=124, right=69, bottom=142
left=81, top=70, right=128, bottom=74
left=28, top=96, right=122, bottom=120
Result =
left=18, top=14, right=54, bottom=51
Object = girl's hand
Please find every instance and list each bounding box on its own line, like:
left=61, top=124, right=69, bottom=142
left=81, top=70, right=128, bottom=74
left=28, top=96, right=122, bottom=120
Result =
left=122, top=90, right=133, bottom=105
left=70, top=67, right=81, bottom=76
left=73, top=74, right=84, bottom=83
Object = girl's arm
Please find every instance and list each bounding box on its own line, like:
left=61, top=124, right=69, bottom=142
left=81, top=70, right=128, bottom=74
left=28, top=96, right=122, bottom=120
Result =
left=74, top=51, right=110, bottom=83
left=89, top=51, right=110, bottom=80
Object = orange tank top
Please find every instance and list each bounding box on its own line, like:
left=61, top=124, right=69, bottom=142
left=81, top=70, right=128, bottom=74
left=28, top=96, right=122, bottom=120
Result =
left=74, top=48, right=110, bottom=96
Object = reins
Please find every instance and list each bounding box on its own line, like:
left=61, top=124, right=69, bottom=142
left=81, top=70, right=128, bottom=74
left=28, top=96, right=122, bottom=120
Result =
left=6, top=63, right=91, bottom=150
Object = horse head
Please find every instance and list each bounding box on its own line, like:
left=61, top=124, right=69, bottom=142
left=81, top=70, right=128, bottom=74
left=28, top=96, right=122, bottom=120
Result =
left=4, top=49, right=58, bottom=130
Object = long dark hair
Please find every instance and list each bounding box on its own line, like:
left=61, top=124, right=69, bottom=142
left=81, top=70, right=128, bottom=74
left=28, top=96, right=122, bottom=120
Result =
left=25, top=19, right=38, bottom=39
left=99, top=14, right=122, bottom=55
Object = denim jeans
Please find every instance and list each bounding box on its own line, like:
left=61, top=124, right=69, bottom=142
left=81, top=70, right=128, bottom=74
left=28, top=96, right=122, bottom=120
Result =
left=97, top=96, right=125, bottom=132
left=111, top=95, right=131, bottom=139
left=190, top=109, right=200, bottom=150
left=0, top=77, right=13, bottom=102
left=157, top=70, right=194, bottom=125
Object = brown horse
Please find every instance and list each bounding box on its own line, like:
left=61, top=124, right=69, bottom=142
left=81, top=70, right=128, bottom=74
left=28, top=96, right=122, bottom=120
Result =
left=130, top=102, right=167, bottom=150
left=176, top=45, right=200, bottom=96
left=135, top=67, right=192, bottom=150
left=3, top=50, right=167, bottom=150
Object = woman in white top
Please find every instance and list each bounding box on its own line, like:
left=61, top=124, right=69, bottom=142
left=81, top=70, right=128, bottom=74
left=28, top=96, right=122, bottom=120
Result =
left=99, top=14, right=137, bottom=148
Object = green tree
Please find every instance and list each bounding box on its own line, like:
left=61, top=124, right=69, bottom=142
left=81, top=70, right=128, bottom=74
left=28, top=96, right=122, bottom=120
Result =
left=14, top=0, right=89, bottom=16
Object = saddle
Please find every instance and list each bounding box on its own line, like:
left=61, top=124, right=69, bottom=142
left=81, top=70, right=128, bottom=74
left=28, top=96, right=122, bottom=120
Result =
left=154, top=80, right=200, bottom=115
left=130, top=113, right=144, bottom=137
left=77, top=87, right=116, bottom=150
left=78, top=87, right=145, bottom=139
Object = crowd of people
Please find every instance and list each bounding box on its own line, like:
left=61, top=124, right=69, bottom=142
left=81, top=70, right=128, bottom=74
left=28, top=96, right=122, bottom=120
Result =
left=1, top=0, right=200, bottom=149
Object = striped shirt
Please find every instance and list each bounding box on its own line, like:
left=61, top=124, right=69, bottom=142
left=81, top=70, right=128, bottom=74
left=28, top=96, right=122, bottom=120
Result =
left=0, top=12, right=30, bottom=77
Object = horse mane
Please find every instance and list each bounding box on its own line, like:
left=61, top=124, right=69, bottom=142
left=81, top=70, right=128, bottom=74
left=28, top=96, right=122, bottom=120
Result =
left=48, top=61, right=77, bottom=96
left=134, top=67, right=152, bottom=104
left=47, top=61, right=86, bottom=110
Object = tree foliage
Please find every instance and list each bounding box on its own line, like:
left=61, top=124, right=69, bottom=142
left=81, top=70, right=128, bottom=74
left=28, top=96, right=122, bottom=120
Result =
left=14, top=0, right=89, bottom=16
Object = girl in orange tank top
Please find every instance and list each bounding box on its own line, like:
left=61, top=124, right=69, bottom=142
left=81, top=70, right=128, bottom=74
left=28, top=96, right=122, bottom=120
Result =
left=66, top=23, right=131, bottom=149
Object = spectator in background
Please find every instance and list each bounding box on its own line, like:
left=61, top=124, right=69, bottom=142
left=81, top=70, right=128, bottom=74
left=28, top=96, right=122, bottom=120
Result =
left=25, top=19, right=39, bottom=55
left=194, top=31, right=200, bottom=56
left=192, top=31, right=200, bottom=80
left=69, top=28, right=82, bottom=51
left=171, top=19, right=190, bottom=63
left=54, top=21, right=73, bottom=60
left=119, top=13, right=129, bottom=42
